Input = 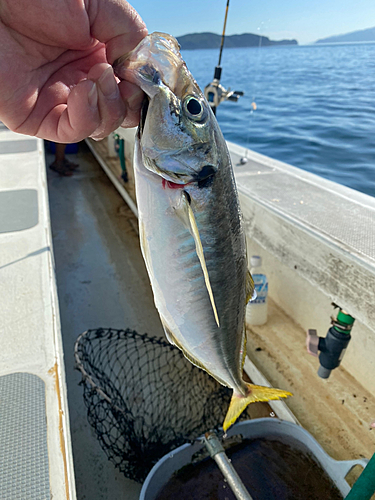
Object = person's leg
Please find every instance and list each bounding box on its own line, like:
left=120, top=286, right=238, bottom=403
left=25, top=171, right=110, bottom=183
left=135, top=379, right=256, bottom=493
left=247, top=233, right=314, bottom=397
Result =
left=55, top=143, right=66, bottom=163
left=57, top=143, right=79, bottom=170
left=49, top=143, right=73, bottom=176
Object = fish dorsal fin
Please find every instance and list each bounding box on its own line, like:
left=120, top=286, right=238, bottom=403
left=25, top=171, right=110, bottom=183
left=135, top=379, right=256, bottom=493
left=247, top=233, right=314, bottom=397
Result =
left=246, top=270, right=256, bottom=303
left=181, top=191, right=220, bottom=328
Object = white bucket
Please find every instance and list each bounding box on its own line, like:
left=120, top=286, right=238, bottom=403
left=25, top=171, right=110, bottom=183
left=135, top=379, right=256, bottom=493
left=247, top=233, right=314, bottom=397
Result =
left=140, top=418, right=368, bottom=499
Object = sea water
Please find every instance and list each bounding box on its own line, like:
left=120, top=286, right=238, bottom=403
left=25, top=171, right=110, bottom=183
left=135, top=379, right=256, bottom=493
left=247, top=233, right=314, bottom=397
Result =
left=182, top=42, right=375, bottom=198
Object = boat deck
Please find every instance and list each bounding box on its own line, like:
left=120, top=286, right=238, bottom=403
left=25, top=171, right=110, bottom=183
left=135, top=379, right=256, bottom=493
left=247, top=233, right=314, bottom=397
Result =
left=83, top=133, right=375, bottom=493
left=0, top=127, right=75, bottom=500
left=2, top=125, right=374, bottom=498
left=45, top=141, right=165, bottom=499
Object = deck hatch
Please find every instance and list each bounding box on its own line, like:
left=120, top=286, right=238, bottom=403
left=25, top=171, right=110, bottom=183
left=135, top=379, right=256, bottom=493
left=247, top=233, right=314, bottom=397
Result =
left=0, top=372, right=50, bottom=500
left=0, top=139, right=38, bottom=153
left=0, top=189, right=38, bottom=233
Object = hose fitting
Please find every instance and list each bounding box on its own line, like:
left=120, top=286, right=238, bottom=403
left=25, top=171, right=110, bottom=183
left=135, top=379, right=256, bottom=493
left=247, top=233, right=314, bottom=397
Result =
left=307, top=305, right=355, bottom=379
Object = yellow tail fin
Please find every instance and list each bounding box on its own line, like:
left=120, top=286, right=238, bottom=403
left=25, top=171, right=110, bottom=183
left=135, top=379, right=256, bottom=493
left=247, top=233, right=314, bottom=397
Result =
left=223, top=384, right=292, bottom=432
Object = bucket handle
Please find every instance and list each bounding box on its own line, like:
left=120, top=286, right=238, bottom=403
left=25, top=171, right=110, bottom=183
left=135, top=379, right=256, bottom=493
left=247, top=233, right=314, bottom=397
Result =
left=329, top=457, right=369, bottom=479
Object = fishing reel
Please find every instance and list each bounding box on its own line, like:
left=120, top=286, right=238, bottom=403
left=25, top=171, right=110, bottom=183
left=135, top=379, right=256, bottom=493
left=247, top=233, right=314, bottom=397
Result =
left=204, top=66, right=243, bottom=114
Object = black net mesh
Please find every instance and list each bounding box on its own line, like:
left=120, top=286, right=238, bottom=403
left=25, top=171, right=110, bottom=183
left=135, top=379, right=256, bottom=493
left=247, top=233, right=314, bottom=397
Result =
left=74, top=328, right=250, bottom=483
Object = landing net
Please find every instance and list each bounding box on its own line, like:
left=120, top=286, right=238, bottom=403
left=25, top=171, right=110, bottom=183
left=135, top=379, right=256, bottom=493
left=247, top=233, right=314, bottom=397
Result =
left=74, top=328, right=248, bottom=482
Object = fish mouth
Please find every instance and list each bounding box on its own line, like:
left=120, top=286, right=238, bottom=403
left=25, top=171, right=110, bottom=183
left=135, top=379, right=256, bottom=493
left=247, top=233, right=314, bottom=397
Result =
left=113, top=33, right=183, bottom=95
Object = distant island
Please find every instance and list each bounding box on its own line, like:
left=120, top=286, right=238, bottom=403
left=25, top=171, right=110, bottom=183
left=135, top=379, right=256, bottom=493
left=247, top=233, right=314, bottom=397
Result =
left=177, top=32, right=298, bottom=50
left=315, top=26, right=375, bottom=44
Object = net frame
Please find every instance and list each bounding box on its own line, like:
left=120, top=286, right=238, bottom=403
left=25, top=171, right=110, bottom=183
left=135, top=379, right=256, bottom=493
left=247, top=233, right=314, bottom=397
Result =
left=74, top=328, right=250, bottom=482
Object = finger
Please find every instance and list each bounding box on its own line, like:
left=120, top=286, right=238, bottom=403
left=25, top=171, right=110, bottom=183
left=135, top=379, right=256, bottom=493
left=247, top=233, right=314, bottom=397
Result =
left=36, top=79, right=100, bottom=143
left=87, top=0, right=148, bottom=63
left=106, top=31, right=147, bottom=65
left=87, top=63, right=127, bottom=140
left=118, top=80, right=144, bottom=128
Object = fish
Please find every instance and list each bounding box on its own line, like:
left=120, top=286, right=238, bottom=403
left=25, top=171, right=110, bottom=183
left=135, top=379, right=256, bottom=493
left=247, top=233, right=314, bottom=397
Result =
left=114, top=32, right=292, bottom=431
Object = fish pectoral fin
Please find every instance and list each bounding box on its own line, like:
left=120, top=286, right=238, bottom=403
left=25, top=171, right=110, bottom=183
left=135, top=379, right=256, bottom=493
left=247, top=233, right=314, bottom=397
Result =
left=223, top=384, right=292, bottom=432
left=181, top=191, right=220, bottom=328
left=246, top=270, right=256, bottom=303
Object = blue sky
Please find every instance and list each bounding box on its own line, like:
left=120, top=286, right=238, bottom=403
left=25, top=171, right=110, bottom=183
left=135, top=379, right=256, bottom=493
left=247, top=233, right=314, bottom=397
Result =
left=131, top=0, right=375, bottom=45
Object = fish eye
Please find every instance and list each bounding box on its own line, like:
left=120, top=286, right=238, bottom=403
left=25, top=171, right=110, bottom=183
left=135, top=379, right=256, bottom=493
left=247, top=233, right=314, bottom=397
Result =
left=183, top=96, right=205, bottom=121
left=187, top=98, right=202, bottom=115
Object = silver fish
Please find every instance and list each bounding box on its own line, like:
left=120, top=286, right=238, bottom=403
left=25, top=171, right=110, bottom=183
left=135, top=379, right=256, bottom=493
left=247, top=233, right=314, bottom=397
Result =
left=115, top=33, right=291, bottom=430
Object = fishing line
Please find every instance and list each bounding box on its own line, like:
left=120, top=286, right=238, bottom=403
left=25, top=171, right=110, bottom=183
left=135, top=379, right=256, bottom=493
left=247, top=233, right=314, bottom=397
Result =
left=205, top=0, right=266, bottom=151
left=241, top=22, right=266, bottom=161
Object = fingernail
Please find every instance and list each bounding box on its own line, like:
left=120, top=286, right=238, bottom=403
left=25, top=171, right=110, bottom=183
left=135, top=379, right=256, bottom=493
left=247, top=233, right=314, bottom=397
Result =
left=88, top=82, right=98, bottom=107
left=98, top=66, right=118, bottom=97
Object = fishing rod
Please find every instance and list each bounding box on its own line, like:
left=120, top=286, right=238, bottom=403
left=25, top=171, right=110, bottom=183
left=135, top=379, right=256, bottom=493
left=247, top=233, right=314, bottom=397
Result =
left=204, top=0, right=243, bottom=115
left=218, top=0, right=230, bottom=67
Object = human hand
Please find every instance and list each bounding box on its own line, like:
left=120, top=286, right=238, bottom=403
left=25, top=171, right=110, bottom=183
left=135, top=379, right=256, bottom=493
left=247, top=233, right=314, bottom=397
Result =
left=0, top=0, right=147, bottom=142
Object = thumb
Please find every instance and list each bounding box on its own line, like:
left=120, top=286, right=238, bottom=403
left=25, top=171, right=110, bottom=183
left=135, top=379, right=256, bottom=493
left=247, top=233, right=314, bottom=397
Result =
left=87, top=0, right=148, bottom=63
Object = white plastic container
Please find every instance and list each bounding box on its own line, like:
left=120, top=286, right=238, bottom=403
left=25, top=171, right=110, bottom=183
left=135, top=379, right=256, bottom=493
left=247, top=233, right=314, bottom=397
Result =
left=246, top=255, right=268, bottom=326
